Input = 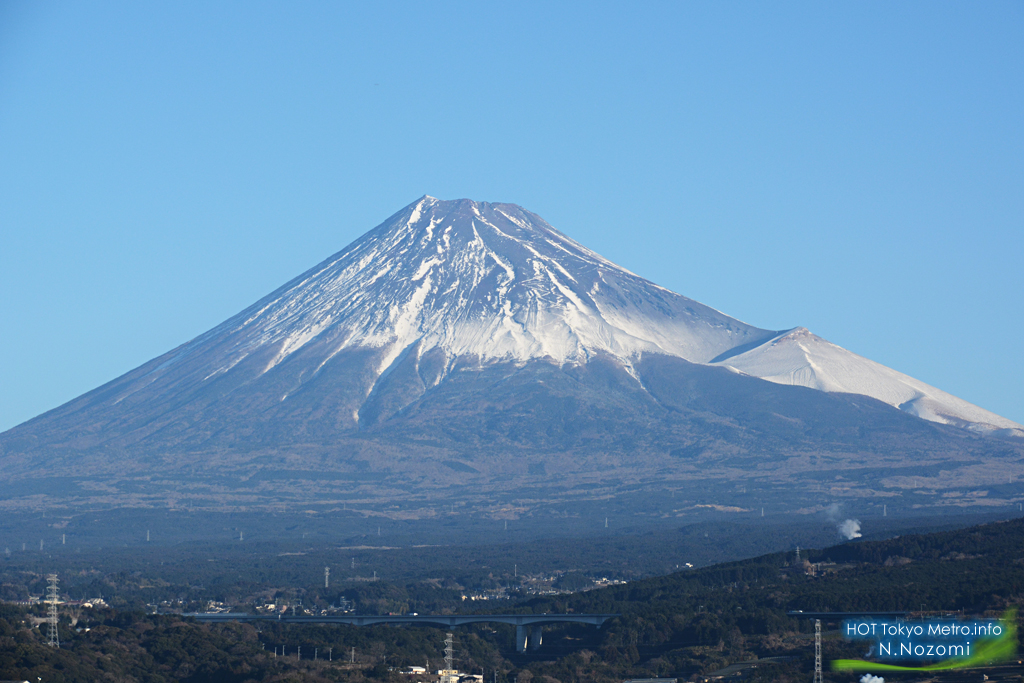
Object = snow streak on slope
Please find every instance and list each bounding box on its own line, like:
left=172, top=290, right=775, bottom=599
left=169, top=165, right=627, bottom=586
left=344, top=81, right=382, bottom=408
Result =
left=172, top=196, right=776, bottom=389
left=715, top=327, right=1024, bottom=435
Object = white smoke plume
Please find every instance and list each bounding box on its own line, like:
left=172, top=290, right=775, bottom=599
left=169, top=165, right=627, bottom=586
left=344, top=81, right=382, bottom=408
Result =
left=839, top=519, right=862, bottom=540
left=860, top=674, right=884, bottom=683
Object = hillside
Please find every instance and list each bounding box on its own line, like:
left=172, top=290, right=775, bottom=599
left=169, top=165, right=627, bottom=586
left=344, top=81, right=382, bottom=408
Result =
left=2, top=515, right=1023, bottom=682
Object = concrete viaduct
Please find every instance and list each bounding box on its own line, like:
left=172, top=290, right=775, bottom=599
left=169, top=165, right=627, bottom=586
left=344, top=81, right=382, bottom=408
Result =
left=186, top=612, right=619, bottom=653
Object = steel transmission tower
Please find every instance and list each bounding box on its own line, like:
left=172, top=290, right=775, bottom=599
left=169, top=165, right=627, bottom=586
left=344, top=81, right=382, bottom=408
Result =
left=325, top=566, right=330, bottom=588
left=813, top=619, right=822, bottom=683
left=438, top=632, right=457, bottom=683
left=46, top=573, right=60, bottom=648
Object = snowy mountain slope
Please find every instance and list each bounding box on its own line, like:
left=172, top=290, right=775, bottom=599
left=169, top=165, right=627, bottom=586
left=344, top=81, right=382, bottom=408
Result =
left=8, top=195, right=1020, bottom=442
left=714, top=327, right=1023, bottom=435
left=155, top=196, right=777, bottom=396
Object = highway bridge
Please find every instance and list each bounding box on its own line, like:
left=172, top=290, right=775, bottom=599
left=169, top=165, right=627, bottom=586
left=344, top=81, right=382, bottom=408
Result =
left=186, top=612, right=619, bottom=652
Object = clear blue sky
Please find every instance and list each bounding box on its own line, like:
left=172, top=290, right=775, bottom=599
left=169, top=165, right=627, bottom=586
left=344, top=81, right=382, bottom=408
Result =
left=1, top=1, right=1022, bottom=432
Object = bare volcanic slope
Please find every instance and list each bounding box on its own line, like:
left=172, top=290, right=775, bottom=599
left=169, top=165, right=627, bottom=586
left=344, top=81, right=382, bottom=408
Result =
left=1, top=197, right=1021, bottom=513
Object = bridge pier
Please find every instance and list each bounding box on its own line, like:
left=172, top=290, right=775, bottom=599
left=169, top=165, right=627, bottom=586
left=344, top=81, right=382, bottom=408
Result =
left=528, top=625, right=542, bottom=651
left=516, top=625, right=528, bottom=653
left=516, top=625, right=543, bottom=652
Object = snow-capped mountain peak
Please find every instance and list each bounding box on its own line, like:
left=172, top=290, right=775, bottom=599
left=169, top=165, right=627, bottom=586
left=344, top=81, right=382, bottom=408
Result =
left=186, top=196, right=777, bottom=384
left=4, top=194, right=1022, bottom=516
left=128, top=196, right=1021, bottom=436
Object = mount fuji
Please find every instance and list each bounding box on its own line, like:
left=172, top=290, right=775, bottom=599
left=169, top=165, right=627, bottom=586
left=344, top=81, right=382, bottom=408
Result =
left=2, top=197, right=1021, bottom=514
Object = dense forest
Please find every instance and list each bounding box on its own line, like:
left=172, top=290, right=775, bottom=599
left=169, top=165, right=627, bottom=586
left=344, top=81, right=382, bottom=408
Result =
left=2, top=516, right=1024, bottom=682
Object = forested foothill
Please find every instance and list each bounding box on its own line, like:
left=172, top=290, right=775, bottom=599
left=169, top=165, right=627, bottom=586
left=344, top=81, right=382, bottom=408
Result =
left=1, top=508, right=1011, bottom=609
left=2, top=513, right=1024, bottom=682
